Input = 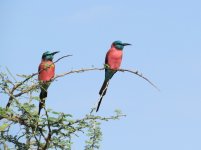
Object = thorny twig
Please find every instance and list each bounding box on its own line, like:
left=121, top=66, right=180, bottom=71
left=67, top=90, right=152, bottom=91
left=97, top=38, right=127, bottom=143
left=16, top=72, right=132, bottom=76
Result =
left=54, top=67, right=159, bottom=91
left=118, top=68, right=160, bottom=91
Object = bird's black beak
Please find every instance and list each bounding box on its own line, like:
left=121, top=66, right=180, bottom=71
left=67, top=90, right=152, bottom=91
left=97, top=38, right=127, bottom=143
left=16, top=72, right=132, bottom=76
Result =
left=51, top=51, right=60, bottom=55
left=122, top=43, right=132, bottom=46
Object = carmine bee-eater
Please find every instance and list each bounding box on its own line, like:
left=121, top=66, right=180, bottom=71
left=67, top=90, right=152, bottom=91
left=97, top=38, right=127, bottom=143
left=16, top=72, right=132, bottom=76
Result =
left=96, top=41, right=131, bottom=112
left=38, top=51, right=59, bottom=115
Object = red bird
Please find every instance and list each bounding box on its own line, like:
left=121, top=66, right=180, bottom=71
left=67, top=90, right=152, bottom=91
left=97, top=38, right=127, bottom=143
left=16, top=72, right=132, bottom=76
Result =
left=38, top=51, right=59, bottom=115
left=96, top=41, right=131, bottom=112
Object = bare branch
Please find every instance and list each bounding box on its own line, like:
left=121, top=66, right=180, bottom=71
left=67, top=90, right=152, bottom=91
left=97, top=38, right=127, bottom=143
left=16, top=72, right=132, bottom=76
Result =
left=54, top=67, right=159, bottom=91
left=118, top=68, right=160, bottom=91
left=54, top=67, right=105, bottom=79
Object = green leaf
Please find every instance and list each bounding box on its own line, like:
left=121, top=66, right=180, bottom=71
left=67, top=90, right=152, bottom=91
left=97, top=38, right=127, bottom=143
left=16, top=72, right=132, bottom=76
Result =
left=0, top=107, right=6, bottom=115
left=48, top=117, right=57, bottom=122
left=52, top=111, right=60, bottom=115
left=32, top=96, right=40, bottom=101
left=64, top=114, right=73, bottom=117
left=115, top=109, right=122, bottom=115
left=0, top=124, right=9, bottom=131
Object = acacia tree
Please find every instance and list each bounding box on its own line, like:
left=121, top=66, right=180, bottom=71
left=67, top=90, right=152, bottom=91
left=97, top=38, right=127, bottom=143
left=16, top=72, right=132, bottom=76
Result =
left=0, top=57, right=157, bottom=149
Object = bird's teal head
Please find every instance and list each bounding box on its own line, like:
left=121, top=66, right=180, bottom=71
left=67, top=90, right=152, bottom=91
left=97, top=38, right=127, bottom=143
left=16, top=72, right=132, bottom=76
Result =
left=42, top=51, right=59, bottom=61
left=112, top=40, right=131, bottom=50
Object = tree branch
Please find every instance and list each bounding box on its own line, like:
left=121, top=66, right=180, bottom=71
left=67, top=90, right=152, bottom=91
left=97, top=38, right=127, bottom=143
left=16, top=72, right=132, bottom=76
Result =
left=54, top=67, right=159, bottom=91
left=118, top=68, right=160, bottom=91
left=43, top=108, right=52, bottom=150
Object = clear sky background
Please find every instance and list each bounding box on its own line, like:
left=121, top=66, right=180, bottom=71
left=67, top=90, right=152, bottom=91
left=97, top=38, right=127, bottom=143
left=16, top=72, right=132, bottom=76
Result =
left=1, top=0, right=201, bottom=149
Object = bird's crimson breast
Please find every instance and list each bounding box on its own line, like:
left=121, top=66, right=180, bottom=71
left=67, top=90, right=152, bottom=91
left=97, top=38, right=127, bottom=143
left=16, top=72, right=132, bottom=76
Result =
left=38, top=61, right=55, bottom=81
left=107, top=48, right=123, bottom=70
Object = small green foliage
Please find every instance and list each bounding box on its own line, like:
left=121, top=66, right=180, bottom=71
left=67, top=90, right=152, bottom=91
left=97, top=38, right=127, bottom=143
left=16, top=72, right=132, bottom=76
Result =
left=115, top=109, right=123, bottom=116
left=85, top=120, right=102, bottom=150
left=0, top=69, right=125, bottom=149
left=0, top=124, right=9, bottom=132
left=0, top=107, right=6, bottom=115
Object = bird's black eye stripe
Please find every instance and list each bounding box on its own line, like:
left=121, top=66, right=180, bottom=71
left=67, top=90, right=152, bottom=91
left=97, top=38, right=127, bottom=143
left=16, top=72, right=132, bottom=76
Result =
left=45, top=53, right=53, bottom=56
left=117, top=43, right=123, bottom=46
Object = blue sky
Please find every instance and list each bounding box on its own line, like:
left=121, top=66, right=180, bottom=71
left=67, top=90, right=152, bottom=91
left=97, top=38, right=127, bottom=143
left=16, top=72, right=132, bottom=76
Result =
left=1, top=0, right=201, bottom=149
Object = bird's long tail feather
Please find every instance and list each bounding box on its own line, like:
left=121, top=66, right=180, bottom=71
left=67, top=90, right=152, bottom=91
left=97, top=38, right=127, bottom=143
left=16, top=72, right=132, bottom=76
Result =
left=96, top=96, right=104, bottom=112
left=96, top=80, right=110, bottom=112
left=38, top=98, right=45, bottom=115
left=38, top=85, right=48, bottom=115
left=40, top=89, right=47, bottom=99
left=99, top=80, right=108, bottom=96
